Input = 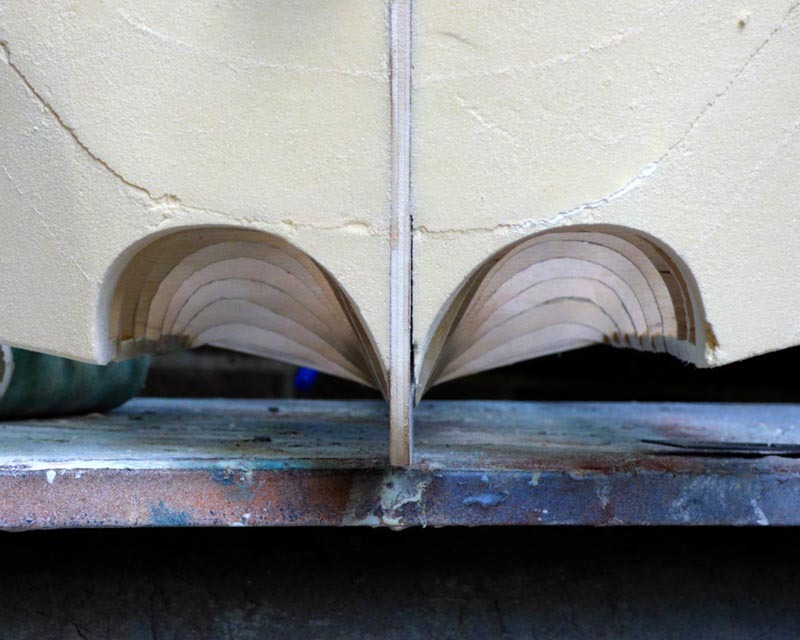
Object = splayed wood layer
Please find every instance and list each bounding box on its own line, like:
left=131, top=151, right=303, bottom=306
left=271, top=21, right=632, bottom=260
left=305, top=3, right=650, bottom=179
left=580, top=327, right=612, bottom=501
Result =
left=418, top=227, right=704, bottom=399
left=110, top=228, right=386, bottom=394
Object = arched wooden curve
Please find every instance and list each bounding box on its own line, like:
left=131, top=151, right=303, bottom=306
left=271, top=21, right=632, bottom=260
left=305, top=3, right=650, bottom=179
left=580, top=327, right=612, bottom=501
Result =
left=109, top=227, right=387, bottom=395
left=417, top=225, right=707, bottom=400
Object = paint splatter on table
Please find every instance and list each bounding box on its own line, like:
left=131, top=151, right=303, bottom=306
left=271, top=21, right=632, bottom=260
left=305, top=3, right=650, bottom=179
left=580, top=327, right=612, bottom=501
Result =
left=2, top=398, right=800, bottom=529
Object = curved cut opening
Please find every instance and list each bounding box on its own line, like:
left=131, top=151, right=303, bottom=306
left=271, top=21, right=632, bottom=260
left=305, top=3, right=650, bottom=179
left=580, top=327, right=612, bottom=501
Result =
left=417, top=225, right=707, bottom=401
left=109, top=227, right=387, bottom=395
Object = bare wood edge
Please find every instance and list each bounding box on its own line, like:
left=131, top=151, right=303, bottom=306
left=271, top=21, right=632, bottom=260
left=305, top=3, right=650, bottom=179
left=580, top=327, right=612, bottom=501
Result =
left=389, top=0, right=413, bottom=465
left=415, top=226, right=708, bottom=398
left=0, top=345, right=13, bottom=401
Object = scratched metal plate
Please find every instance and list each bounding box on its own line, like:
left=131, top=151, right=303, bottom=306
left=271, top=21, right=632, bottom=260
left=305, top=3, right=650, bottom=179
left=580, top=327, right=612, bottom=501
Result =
left=2, top=399, right=800, bottom=529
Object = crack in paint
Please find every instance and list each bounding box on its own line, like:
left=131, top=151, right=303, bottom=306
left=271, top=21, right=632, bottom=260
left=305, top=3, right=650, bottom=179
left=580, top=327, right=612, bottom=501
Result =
left=415, top=1, right=800, bottom=238
left=416, top=0, right=683, bottom=87
left=1, top=40, right=382, bottom=237
left=0, top=41, right=179, bottom=207
left=453, top=93, right=514, bottom=142
left=414, top=162, right=657, bottom=237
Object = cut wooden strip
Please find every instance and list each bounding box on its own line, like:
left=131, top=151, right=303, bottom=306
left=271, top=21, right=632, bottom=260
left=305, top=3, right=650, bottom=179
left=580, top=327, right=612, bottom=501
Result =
left=442, top=301, right=620, bottom=381
left=168, top=278, right=346, bottom=357
left=149, top=239, right=349, bottom=329
left=443, top=288, right=636, bottom=374
left=458, top=237, right=667, bottom=335
left=417, top=226, right=705, bottom=399
left=437, top=324, right=603, bottom=385
left=133, top=236, right=349, bottom=344
left=180, top=299, right=366, bottom=382
left=159, top=258, right=342, bottom=338
left=389, top=0, right=414, bottom=465
left=110, top=227, right=386, bottom=395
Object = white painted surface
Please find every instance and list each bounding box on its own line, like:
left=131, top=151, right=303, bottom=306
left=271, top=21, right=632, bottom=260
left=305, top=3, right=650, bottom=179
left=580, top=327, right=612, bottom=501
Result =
left=0, top=1, right=392, bottom=366
left=2, top=1, right=800, bottom=394
left=413, top=0, right=800, bottom=374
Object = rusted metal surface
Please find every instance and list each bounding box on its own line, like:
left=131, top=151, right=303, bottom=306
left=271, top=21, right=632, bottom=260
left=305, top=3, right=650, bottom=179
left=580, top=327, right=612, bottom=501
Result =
left=2, top=399, right=800, bottom=529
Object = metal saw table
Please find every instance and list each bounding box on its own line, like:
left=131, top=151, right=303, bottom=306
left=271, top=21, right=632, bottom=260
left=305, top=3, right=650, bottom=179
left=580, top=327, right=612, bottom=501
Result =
left=2, top=398, right=800, bottom=529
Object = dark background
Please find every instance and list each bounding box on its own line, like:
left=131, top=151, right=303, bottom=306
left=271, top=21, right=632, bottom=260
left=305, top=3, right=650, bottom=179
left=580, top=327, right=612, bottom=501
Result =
left=142, top=343, right=800, bottom=404
left=2, top=527, right=799, bottom=639
left=4, top=345, right=800, bottom=639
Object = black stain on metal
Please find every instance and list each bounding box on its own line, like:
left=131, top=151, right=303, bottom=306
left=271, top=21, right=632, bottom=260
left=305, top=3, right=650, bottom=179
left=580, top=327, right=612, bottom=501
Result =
left=210, top=469, right=236, bottom=486
left=643, top=439, right=800, bottom=458
left=210, top=469, right=256, bottom=502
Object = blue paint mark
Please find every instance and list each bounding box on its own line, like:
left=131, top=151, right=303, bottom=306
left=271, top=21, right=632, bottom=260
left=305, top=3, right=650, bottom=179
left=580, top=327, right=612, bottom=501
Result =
left=463, top=492, right=507, bottom=509
left=149, top=501, right=191, bottom=526
left=294, top=367, right=318, bottom=392
left=250, top=459, right=314, bottom=470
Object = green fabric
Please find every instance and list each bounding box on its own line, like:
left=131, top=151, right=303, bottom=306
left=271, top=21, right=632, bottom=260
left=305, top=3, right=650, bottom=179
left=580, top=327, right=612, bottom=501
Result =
left=0, top=348, right=150, bottom=419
